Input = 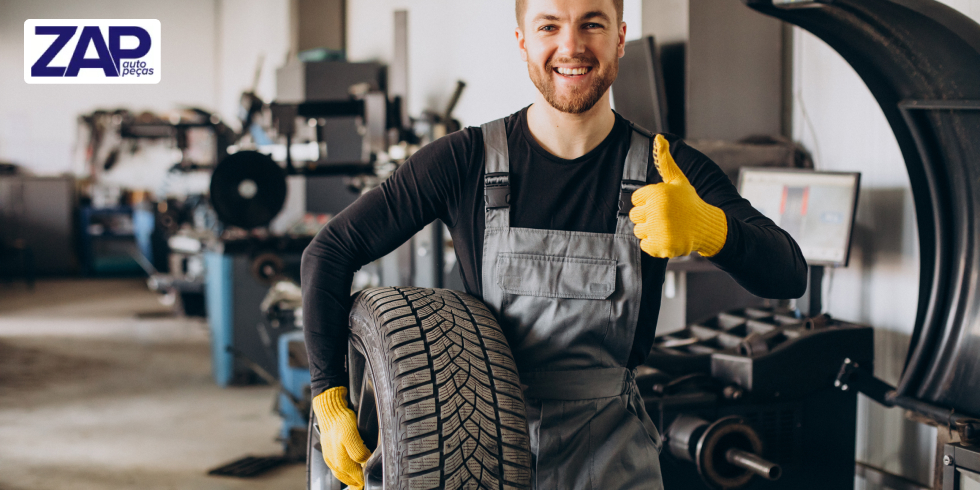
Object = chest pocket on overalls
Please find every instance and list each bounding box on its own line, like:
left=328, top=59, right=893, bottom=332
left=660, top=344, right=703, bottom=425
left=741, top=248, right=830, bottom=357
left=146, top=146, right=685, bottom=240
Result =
left=495, top=253, right=617, bottom=344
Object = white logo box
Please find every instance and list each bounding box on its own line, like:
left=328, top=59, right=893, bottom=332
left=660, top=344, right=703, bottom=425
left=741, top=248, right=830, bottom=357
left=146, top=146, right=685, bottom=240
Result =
left=24, top=19, right=161, bottom=84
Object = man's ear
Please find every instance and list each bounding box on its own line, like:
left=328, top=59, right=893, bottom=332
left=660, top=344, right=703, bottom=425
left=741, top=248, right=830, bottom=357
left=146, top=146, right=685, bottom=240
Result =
left=516, top=27, right=528, bottom=62
left=618, top=22, right=627, bottom=58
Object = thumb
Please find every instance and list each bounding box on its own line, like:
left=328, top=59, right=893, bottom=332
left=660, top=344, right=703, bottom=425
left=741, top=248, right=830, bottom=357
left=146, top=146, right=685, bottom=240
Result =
left=653, top=134, right=686, bottom=184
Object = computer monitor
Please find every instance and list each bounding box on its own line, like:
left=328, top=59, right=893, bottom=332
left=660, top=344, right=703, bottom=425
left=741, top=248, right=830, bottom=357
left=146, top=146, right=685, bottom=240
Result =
left=738, top=168, right=860, bottom=267
left=611, top=36, right=668, bottom=134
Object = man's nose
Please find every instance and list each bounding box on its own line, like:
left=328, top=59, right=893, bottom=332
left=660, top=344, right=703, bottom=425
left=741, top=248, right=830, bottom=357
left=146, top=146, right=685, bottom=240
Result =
left=556, top=27, right=586, bottom=56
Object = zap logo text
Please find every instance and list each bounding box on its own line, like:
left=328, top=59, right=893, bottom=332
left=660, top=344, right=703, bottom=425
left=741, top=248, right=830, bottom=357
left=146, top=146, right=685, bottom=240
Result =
left=24, top=19, right=161, bottom=84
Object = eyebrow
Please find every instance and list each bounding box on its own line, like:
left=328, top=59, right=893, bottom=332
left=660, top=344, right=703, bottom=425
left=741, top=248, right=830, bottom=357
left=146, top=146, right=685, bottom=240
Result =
left=579, top=11, right=611, bottom=23
left=532, top=13, right=562, bottom=23
left=532, top=10, right=612, bottom=24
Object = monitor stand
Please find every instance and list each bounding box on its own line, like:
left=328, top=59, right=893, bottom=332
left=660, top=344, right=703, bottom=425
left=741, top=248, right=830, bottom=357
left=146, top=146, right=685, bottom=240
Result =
left=796, top=264, right=825, bottom=318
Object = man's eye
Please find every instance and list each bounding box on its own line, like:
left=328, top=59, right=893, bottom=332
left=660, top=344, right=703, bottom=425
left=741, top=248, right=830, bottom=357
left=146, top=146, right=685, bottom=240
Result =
left=584, top=23, right=603, bottom=29
left=539, top=25, right=557, bottom=32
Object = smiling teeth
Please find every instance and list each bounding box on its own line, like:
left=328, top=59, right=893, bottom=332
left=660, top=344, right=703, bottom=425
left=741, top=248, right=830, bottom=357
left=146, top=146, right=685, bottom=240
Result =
left=557, top=67, right=589, bottom=76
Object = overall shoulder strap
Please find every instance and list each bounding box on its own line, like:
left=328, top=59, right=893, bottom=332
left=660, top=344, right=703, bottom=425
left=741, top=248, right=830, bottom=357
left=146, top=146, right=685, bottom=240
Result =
left=617, top=123, right=653, bottom=234
left=481, top=118, right=510, bottom=228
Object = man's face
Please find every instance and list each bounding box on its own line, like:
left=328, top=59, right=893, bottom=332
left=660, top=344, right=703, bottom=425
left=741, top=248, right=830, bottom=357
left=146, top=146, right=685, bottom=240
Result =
left=517, top=0, right=626, bottom=114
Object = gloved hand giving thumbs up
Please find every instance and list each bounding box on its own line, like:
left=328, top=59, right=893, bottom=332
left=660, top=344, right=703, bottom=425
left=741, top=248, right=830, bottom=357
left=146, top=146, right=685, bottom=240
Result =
left=629, top=135, right=728, bottom=258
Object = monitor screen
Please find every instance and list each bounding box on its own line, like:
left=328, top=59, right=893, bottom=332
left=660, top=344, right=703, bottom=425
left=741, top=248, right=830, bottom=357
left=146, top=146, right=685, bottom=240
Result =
left=738, top=168, right=860, bottom=266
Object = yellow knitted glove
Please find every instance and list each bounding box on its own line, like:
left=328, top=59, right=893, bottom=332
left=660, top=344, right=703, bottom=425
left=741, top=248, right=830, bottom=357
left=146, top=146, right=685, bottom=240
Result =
left=629, top=134, right=728, bottom=258
left=312, top=387, right=371, bottom=490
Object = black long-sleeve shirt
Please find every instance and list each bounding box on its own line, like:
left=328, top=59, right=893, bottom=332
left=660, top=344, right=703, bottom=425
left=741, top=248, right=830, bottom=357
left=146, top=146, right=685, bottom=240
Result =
left=302, top=107, right=807, bottom=397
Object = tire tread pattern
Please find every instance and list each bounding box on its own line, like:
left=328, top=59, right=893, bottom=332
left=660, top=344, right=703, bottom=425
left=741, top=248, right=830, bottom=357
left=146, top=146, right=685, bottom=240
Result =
left=351, top=287, right=532, bottom=490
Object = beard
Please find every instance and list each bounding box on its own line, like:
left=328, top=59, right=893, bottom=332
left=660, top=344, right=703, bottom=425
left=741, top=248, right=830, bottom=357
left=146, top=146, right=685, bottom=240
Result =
left=529, top=52, right=618, bottom=114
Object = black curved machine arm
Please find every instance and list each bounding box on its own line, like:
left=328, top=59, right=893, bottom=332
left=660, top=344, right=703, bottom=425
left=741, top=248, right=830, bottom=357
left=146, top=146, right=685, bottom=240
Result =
left=741, top=0, right=980, bottom=417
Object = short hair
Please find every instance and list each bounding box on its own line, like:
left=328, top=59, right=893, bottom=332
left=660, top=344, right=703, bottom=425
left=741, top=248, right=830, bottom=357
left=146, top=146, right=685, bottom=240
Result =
left=516, top=0, right=624, bottom=30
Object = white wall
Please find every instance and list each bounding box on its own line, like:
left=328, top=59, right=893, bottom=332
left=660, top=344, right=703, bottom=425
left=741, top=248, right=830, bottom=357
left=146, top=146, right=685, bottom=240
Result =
left=214, top=0, right=290, bottom=130
left=0, top=0, right=289, bottom=176
left=792, top=1, right=980, bottom=485
left=346, top=0, right=642, bottom=127
left=0, top=0, right=218, bottom=175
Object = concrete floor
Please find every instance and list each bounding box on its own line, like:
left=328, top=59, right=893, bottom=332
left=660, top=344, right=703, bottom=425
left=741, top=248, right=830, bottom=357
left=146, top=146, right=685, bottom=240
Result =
left=0, top=279, right=305, bottom=490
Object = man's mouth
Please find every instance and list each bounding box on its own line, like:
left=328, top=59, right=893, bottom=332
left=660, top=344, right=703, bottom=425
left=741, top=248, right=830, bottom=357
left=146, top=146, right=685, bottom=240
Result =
left=553, top=66, right=593, bottom=77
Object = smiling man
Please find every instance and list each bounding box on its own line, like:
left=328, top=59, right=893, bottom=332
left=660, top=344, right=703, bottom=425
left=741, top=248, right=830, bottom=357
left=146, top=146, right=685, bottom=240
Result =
left=301, top=0, right=808, bottom=488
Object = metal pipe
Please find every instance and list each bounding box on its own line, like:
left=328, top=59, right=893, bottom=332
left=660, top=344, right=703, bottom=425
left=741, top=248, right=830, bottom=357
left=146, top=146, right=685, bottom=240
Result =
left=726, top=449, right=782, bottom=480
left=886, top=392, right=980, bottom=441
left=837, top=358, right=980, bottom=441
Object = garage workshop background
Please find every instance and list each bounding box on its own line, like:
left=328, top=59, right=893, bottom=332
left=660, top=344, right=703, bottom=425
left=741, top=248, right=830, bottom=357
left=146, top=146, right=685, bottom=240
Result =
left=3, top=0, right=980, bottom=489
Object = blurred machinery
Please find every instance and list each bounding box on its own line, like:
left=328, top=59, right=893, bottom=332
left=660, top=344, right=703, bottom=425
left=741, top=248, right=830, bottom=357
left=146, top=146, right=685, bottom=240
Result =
left=643, top=309, right=873, bottom=489
left=204, top=282, right=310, bottom=479
left=75, top=107, right=236, bottom=186
left=202, top=59, right=397, bottom=386
left=203, top=10, right=465, bottom=389
left=73, top=107, right=230, bottom=279
left=260, top=281, right=310, bottom=461
left=641, top=166, right=865, bottom=489
left=202, top=14, right=470, bottom=476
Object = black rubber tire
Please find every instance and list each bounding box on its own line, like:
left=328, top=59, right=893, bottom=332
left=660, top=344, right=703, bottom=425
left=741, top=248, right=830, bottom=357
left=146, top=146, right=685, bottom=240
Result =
left=349, top=287, right=532, bottom=490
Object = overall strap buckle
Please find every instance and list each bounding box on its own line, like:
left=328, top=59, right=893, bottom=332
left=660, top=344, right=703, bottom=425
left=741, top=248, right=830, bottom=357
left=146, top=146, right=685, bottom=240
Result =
left=485, top=172, right=510, bottom=209
left=619, top=180, right=646, bottom=216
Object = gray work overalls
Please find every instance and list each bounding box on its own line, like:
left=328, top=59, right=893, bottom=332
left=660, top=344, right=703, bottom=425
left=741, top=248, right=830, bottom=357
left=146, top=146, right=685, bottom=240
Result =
left=480, top=118, right=664, bottom=490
